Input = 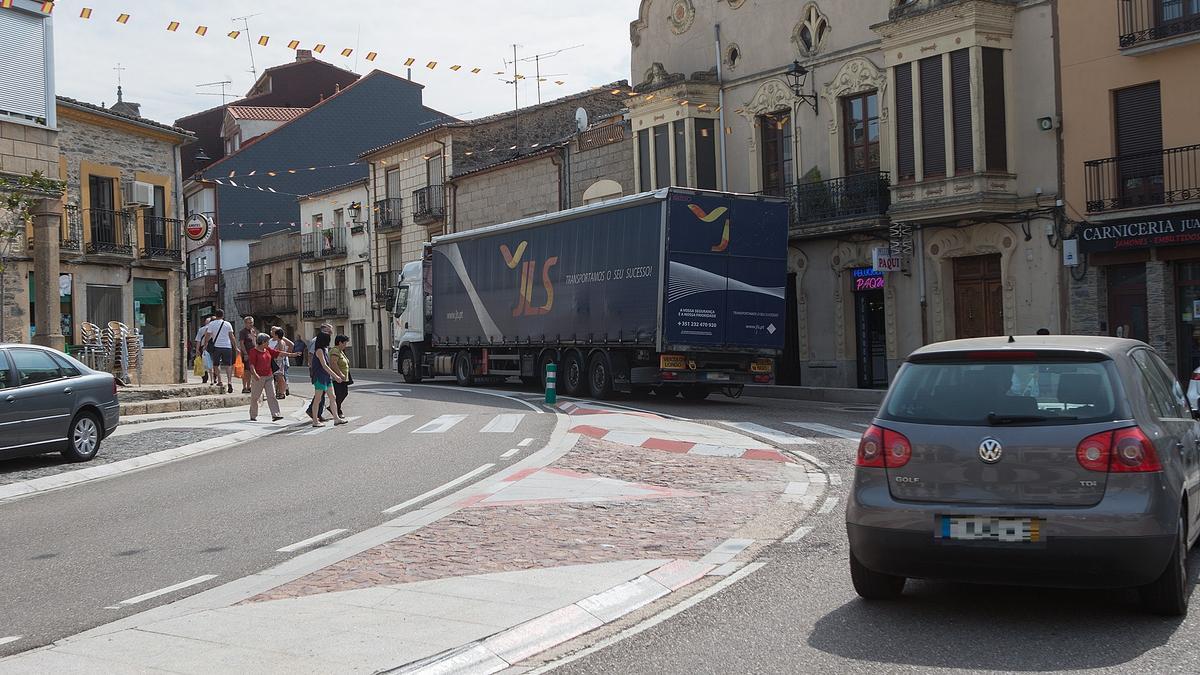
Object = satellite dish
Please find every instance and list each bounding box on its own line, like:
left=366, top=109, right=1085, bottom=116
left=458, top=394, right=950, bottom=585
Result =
left=575, top=107, right=589, bottom=132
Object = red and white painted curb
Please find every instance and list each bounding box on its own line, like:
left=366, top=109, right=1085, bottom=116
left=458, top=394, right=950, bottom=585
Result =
left=569, top=424, right=793, bottom=463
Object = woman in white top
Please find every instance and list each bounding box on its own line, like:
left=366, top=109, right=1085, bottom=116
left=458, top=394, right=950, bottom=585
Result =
left=268, top=327, right=293, bottom=399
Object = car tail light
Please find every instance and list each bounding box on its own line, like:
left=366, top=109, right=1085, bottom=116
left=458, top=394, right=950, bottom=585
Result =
left=857, top=425, right=911, bottom=468
left=1075, top=430, right=1111, bottom=472
left=1075, top=427, right=1161, bottom=473
left=1110, top=427, right=1162, bottom=473
left=753, top=374, right=771, bottom=383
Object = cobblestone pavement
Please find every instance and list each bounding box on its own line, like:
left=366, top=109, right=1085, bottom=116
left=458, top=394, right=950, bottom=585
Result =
left=251, top=436, right=818, bottom=602
left=0, top=428, right=233, bottom=486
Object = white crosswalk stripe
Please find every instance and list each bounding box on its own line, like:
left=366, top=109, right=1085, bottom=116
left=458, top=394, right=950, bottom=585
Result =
left=480, top=413, right=525, bottom=433
left=787, top=422, right=862, bottom=441
left=412, top=414, right=468, bottom=434
left=719, top=421, right=816, bottom=445
left=300, top=417, right=362, bottom=435
left=349, top=415, right=413, bottom=435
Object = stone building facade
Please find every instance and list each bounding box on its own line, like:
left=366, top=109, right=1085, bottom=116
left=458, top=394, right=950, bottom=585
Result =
left=627, top=0, right=1063, bottom=388
left=0, top=119, right=58, bottom=345
left=453, top=151, right=563, bottom=232
left=237, top=230, right=302, bottom=349
left=1059, top=0, right=1200, bottom=380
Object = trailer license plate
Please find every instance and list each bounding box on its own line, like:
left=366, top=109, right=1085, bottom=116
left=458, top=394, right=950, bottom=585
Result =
left=938, top=516, right=1041, bottom=543
left=706, top=373, right=730, bottom=381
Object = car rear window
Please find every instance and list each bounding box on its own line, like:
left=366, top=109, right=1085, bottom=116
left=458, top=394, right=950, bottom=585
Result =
left=881, top=358, right=1121, bottom=426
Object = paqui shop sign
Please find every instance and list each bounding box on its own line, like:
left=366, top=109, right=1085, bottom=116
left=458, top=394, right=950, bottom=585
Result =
left=1077, top=211, right=1200, bottom=253
left=852, top=267, right=886, bottom=291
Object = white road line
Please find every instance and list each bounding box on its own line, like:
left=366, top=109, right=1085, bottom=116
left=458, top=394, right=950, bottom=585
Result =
left=783, top=525, right=814, bottom=544
left=719, top=421, right=816, bottom=445
left=853, top=423, right=871, bottom=429
left=382, top=463, right=495, bottom=514
left=363, top=387, right=411, bottom=393
left=818, top=496, right=839, bottom=515
left=349, top=415, right=413, bottom=435
left=109, top=574, right=217, bottom=608
left=518, top=437, right=535, bottom=447
left=412, top=414, right=468, bottom=434
left=527, top=562, right=767, bottom=675
left=0, top=636, right=21, bottom=647
left=787, top=422, right=862, bottom=441
left=480, top=413, right=525, bottom=433
left=500, top=448, right=520, bottom=459
left=412, top=384, right=546, bottom=413
left=301, top=416, right=362, bottom=435
left=277, top=529, right=348, bottom=553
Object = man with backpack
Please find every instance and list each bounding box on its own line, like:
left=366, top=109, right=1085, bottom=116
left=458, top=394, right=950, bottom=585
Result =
left=201, top=309, right=236, bottom=394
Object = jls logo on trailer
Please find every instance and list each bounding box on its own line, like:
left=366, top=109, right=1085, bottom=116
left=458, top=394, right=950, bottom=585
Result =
left=687, top=204, right=731, bottom=252
left=501, top=241, right=558, bottom=317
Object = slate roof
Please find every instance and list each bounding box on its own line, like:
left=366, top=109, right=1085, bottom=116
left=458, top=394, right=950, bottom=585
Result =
left=56, top=96, right=195, bottom=140
left=198, top=70, right=454, bottom=241
left=226, top=106, right=309, bottom=122
left=298, top=178, right=368, bottom=200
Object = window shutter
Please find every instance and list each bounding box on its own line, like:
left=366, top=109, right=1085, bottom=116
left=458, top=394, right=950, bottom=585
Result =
left=637, top=129, right=651, bottom=191
left=0, top=9, right=48, bottom=122
left=919, top=56, right=946, bottom=178
left=894, top=63, right=915, bottom=181
left=981, top=48, right=1008, bottom=172
left=653, top=124, right=670, bottom=189
left=950, top=49, right=973, bottom=174
left=1114, top=82, right=1162, bottom=157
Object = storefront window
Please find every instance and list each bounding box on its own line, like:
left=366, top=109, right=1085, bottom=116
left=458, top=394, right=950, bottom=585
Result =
left=26, top=273, right=75, bottom=345
left=134, top=278, right=167, bottom=348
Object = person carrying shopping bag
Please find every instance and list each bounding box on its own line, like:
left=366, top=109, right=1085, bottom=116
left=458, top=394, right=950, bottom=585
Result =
left=247, top=333, right=300, bottom=422
left=330, top=334, right=353, bottom=418
left=268, top=327, right=293, bottom=400
left=309, top=331, right=346, bottom=428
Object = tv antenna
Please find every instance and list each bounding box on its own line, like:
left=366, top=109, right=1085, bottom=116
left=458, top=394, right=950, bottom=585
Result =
left=232, top=13, right=263, bottom=81
left=516, top=44, right=581, bottom=104
left=197, top=80, right=235, bottom=105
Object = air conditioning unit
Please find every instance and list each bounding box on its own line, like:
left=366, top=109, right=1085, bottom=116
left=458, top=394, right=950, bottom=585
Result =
left=122, top=180, right=155, bottom=208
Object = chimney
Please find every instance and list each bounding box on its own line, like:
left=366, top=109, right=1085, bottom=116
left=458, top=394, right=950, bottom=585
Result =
left=296, top=49, right=313, bottom=62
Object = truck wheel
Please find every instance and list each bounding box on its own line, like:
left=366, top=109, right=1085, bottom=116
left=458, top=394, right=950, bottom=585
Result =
left=681, top=387, right=710, bottom=401
left=400, top=348, right=422, bottom=384
left=561, top=351, right=585, bottom=397
left=588, top=353, right=614, bottom=400
left=455, top=352, right=475, bottom=387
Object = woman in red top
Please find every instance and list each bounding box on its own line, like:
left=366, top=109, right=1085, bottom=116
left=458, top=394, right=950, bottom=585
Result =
left=247, top=333, right=300, bottom=421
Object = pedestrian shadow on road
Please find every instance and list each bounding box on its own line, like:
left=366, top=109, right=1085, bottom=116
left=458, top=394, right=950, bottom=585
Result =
left=807, top=557, right=1199, bottom=671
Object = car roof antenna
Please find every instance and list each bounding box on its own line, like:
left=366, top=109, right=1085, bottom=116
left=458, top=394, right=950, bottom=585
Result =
left=1008, top=335, right=1015, bottom=343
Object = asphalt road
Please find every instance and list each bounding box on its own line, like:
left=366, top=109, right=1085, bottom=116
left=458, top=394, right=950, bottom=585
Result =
left=0, top=382, right=555, bottom=657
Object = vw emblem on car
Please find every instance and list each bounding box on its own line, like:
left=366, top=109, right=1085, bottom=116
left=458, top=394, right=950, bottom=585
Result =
left=978, top=438, right=1003, bottom=464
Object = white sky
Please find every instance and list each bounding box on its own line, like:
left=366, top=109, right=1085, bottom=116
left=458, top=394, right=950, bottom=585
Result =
left=50, top=0, right=635, bottom=124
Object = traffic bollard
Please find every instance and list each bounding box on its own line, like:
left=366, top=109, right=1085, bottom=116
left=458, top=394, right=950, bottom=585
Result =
left=545, top=363, right=557, bottom=405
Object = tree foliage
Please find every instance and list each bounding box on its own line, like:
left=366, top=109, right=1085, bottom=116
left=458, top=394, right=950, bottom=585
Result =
left=0, top=171, right=67, bottom=272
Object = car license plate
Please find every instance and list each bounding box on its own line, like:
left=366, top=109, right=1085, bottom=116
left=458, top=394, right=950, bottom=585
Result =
left=706, top=372, right=730, bottom=381
left=938, top=516, right=1041, bottom=543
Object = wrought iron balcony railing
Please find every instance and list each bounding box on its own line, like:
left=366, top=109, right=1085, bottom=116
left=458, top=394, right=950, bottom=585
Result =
left=235, top=288, right=298, bottom=317
left=412, top=185, right=446, bottom=222
left=375, top=197, right=403, bottom=231
left=302, top=289, right=348, bottom=319
left=1085, top=143, right=1200, bottom=212
left=86, top=208, right=135, bottom=255
left=62, top=204, right=83, bottom=251
left=141, top=216, right=183, bottom=260
left=301, top=227, right=348, bottom=259
left=1119, top=0, right=1200, bottom=48
left=776, top=171, right=891, bottom=226
left=375, top=270, right=397, bottom=305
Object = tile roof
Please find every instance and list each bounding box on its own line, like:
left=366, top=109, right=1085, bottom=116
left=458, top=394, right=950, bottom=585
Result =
left=226, top=106, right=309, bottom=122
left=56, top=96, right=195, bottom=139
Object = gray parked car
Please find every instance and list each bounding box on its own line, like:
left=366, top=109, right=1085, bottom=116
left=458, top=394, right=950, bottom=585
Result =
left=847, top=336, right=1199, bottom=615
left=0, top=344, right=119, bottom=463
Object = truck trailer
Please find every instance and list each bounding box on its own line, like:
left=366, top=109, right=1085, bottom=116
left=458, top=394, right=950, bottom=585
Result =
left=387, top=187, right=789, bottom=400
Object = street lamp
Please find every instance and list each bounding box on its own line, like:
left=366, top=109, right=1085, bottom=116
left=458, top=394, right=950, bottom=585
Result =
left=786, top=60, right=819, bottom=114
left=347, top=201, right=363, bottom=223
left=194, top=147, right=211, bottom=163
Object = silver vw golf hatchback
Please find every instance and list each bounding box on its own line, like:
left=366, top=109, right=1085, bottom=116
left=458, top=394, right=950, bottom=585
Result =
left=847, top=336, right=1199, bottom=615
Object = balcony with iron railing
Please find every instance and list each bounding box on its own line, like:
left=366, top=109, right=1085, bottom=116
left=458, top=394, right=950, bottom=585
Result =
left=24, top=203, right=84, bottom=252
left=301, top=227, right=348, bottom=260
left=1084, top=143, right=1200, bottom=213
left=375, top=270, right=397, bottom=305
left=189, top=273, right=218, bottom=300
left=235, top=288, right=298, bottom=317
left=375, top=197, right=403, bottom=231
left=302, top=289, right=349, bottom=319
left=86, top=208, right=136, bottom=255
left=1119, top=0, right=1200, bottom=52
left=141, top=216, right=183, bottom=261
left=412, top=185, right=446, bottom=224
left=769, top=171, right=891, bottom=235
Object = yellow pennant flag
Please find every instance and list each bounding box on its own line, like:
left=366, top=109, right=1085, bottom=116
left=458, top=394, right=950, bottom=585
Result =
left=426, top=61, right=437, bottom=69
left=166, top=21, right=179, bottom=31
left=449, top=65, right=461, bottom=71
left=40, top=1, right=52, bottom=13
left=341, top=48, right=353, bottom=57
left=228, top=30, right=240, bottom=39
left=195, top=25, right=207, bottom=36
left=365, top=52, right=378, bottom=61
left=258, top=35, right=269, bottom=46
left=287, top=39, right=300, bottom=49
left=314, top=43, right=326, bottom=53
left=116, top=13, right=130, bottom=24
left=79, top=7, right=92, bottom=18
left=403, top=58, right=415, bottom=66
left=470, top=68, right=482, bottom=74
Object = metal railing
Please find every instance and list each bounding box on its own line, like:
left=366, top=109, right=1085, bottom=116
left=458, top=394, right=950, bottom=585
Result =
left=412, top=185, right=446, bottom=221
left=62, top=204, right=83, bottom=251
left=86, top=208, right=135, bottom=255
left=375, top=270, right=396, bottom=305
left=1084, top=143, right=1200, bottom=212
left=1119, top=0, right=1200, bottom=48
left=235, top=288, right=298, bottom=316
left=301, top=227, right=348, bottom=259
left=141, top=216, right=183, bottom=260
left=303, top=289, right=348, bottom=318
left=375, top=197, right=403, bottom=231
left=777, top=171, right=891, bottom=226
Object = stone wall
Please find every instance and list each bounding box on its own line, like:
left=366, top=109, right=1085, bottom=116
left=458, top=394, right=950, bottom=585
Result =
left=0, top=120, right=58, bottom=178
left=57, top=115, right=178, bottom=208
left=568, top=122, right=636, bottom=207
left=453, top=154, right=562, bottom=233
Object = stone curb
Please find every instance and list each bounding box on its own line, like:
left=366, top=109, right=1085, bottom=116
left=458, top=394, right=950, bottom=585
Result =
left=119, top=392, right=253, bottom=416
left=742, top=384, right=886, bottom=405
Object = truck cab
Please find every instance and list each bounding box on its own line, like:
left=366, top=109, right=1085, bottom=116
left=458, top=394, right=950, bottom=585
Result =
left=390, top=260, right=428, bottom=382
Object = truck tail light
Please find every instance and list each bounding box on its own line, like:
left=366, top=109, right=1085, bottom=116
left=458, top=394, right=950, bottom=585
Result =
left=858, top=425, right=910, bottom=468
left=661, top=371, right=679, bottom=380
left=660, top=354, right=686, bottom=370
left=1076, top=427, right=1161, bottom=473
left=753, top=374, right=771, bottom=383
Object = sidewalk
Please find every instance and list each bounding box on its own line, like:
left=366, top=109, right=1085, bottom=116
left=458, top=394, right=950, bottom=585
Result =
left=0, top=401, right=827, bottom=673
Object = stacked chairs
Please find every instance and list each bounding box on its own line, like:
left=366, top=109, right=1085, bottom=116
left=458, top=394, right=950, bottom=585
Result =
left=77, top=322, right=107, bottom=370
left=104, top=321, right=144, bottom=386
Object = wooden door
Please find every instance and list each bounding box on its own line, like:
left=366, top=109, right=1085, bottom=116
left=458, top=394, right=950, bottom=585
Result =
left=953, top=254, right=1003, bottom=338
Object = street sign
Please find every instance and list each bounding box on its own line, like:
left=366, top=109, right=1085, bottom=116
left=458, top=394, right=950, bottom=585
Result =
left=185, top=213, right=213, bottom=243
left=872, top=247, right=901, bottom=273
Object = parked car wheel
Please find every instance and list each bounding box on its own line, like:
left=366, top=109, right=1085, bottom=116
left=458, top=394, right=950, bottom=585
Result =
left=588, top=353, right=613, bottom=400
left=1140, top=514, right=1189, bottom=616
left=849, top=551, right=906, bottom=600
left=62, top=411, right=102, bottom=462
left=561, top=351, right=585, bottom=397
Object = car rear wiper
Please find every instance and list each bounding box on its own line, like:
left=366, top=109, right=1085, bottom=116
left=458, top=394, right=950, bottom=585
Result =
left=986, top=412, right=1078, bottom=425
